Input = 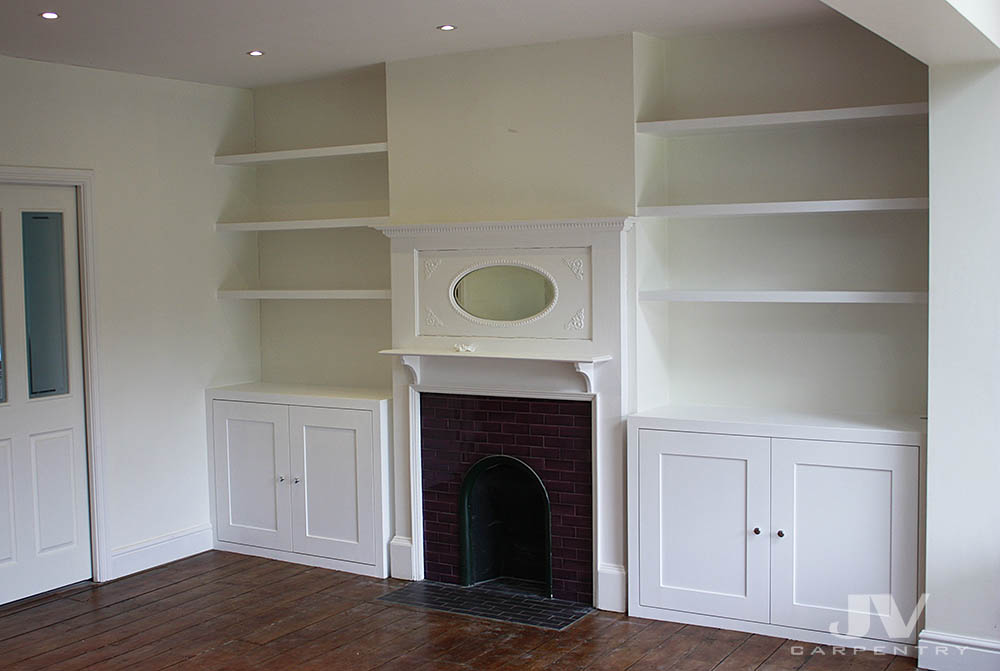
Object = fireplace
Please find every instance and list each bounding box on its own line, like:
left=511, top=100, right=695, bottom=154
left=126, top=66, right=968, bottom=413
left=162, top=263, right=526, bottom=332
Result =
left=420, top=393, right=593, bottom=604
left=460, top=455, right=552, bottom=593
left=379, top=219, right=630, bottom=612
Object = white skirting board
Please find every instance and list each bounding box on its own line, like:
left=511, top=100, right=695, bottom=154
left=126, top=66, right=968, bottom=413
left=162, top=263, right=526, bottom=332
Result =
left=389, top=536, right=419, bottom=580
left=918, top=630, right=1000, bottom=671
left=628, top=603, right=918, bottom=657
left=213, top=540, right=387, bottom=578
left=108, top=523, right=214, bottom=579
left=596, top=563, right=627, bottom=613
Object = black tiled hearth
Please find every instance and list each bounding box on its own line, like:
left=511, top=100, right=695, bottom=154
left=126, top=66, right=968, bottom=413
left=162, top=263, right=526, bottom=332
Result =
left=378, top=579, right=592, bottom=630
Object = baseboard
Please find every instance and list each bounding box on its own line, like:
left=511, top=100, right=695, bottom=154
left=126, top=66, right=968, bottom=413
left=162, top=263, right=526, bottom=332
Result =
left=213, top=540, right=386, bottom=578
left=109, top=523, right=213, bottom=579
left=596, top=563, right=627, bottom=612
left=629, top=603, right=917, bottom=657
left=389, top=536, right=418, bottom=580
left=919, top=630, right=1000, bottom=671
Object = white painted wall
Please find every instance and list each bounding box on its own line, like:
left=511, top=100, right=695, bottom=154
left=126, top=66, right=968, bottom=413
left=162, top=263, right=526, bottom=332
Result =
left=386, top=34, right=636, bottom=225
left=0, top=54, right=260, bottom=574
left=922, top=60, right=1000, bottom=663
left=251, top=69, right=393, bottom=389
left=632, top=21, right=929, bottom=416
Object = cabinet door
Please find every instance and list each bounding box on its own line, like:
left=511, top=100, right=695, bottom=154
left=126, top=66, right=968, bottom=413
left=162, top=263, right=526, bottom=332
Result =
left=637, top=429, right=771, bottom=622
left=770, top=439, right=919, bottom=642
left=289, top=406, right=375, bottom=564
left=213, top=401, right=292, bottom=551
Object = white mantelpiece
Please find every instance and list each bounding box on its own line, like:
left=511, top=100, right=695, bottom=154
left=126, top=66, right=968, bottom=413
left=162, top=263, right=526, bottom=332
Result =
left=378, top=218, right=633, bottom=611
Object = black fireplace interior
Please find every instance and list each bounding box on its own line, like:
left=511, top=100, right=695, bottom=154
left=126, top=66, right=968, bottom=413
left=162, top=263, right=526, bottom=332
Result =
left=459, top=455, right=552, bottom=596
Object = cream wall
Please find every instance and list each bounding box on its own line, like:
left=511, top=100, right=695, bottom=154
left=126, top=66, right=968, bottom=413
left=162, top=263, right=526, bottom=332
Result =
left=0, top=54, right=260, bottom=573
left=251, top=69, right=393, bottom=389
left=386, top=34, right=636, bottom=224
left=923, top=61, right=1000, bottom=663
left=632, top=21, right=929, bottom=416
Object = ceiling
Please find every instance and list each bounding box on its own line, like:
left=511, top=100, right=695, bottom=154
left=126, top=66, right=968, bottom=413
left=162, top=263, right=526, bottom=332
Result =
left=0, top=0, right=840, bottom=88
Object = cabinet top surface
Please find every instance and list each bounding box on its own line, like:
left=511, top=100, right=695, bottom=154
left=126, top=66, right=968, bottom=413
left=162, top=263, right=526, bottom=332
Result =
left=631, top=404, right=925, bottom=445
left=208, top=382, right=392, bottom=403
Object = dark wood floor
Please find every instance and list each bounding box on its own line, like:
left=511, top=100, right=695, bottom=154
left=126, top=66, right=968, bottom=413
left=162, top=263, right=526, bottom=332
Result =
left=0, top=551, right=918, bottom=670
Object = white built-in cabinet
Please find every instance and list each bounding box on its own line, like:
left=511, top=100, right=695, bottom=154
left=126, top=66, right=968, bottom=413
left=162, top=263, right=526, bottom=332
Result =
left=628, top=409, right=922, bottom=651
left=207, top=384, right=390, bottom=578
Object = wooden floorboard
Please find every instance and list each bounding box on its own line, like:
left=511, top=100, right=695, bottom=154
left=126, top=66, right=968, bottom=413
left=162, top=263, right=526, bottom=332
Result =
left=0, top=551, right=918, bottom=670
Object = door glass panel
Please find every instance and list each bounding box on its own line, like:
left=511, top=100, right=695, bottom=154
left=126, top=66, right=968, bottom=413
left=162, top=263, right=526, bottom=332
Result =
left=22, top=213, right=69, bottom=398
left=0, top=224, right=5, bottom=404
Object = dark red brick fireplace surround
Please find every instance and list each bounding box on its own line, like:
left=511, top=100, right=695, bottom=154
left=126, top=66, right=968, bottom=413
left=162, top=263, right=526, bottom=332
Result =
left=420, top=393, right=594, bottom=604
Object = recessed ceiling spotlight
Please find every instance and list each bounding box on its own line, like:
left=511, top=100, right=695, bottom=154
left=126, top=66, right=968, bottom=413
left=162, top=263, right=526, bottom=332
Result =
left=40, top=11, right=59, bottom=19
left=247, top=50, right=265, bottom=57
left=436, top=24, right=456, bottom=31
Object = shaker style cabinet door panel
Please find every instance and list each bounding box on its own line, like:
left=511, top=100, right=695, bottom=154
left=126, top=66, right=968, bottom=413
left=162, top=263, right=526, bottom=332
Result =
left=637, top=429, right=771, bottom=623
left=289, top=406, right=375, bottom=564
left=769, top=439, right=919, bottom=643
left=213, top=401, right=292, bottom=551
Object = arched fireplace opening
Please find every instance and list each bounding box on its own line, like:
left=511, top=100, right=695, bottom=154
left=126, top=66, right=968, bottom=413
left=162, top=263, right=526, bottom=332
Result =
left=459, top=455, right=552, bottom=596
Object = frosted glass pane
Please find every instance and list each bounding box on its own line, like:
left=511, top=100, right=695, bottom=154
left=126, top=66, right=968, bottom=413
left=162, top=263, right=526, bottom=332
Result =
left=0, top=225, right=5, bottom=404
left=22, top=213, right=68, bottom=398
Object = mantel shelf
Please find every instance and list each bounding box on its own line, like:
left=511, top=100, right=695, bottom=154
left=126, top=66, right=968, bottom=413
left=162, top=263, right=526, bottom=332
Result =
left=215, top=216, right=389, bottom=232
left=214, top=142, right=387, bottom=166
left=380, top=349, right=612, bottom=392
left=217, top=289, right=391, bottom=300
left=636, top=198, right=928, bottom=219
left=639, top=290, right=928, bottom=304
left=379, top=348, right=612, bottom=364
left=636, top=102, right=928, bottom=138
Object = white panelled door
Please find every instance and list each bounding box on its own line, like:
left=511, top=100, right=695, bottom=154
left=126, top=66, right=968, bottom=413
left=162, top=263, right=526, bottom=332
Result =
left=289, top=406, right=374, bottom=564
left=0, top=185, right=92, bottom=604
left=213, top=401, right=292, bottom=551
left=770, top=439, right=919, bottom=643
left=637, top=429, right=771, bottom=623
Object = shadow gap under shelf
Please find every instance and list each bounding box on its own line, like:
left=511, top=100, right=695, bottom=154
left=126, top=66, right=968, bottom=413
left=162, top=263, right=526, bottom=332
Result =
left=214, top=142, right=388, bottom=166
left=215, top=216, right=390, bottom=232
left=636, top=103, right=928, bottom=138
left=638, top=290, right=928, bottom=304
left=635, top=198, right=928, bottom=219
left=217, top=289, right=391, bottom=300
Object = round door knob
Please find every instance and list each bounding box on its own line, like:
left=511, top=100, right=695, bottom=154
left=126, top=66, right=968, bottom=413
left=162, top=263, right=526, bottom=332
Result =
left=752, top=527, right=761, bottom=535
left=776, top=529, right=785, bottom=538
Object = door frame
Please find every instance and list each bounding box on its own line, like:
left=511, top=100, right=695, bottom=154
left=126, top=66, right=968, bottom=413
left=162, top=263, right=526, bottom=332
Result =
left=0, top=165, right=110, bottom=582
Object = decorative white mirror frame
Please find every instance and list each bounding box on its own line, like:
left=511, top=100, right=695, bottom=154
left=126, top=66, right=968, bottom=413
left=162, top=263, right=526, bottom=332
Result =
left=448, top=259, right=559, bottom=328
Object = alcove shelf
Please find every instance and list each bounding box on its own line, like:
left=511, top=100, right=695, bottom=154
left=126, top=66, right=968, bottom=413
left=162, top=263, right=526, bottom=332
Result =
left=638, top=290, right=928, bottom=304
left=215, top=216, right=389, bottom=232
left=636, top=102, right=928, bottom=138
left=635, top=198, right=928, bottom=219
left=214, top=142, right=388, bottom=166
left=216, top=289, right=391, bottom=300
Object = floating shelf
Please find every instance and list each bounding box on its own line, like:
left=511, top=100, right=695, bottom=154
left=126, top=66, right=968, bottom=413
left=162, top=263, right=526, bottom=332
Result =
left=636, top=103, right=928, bottom=138
left=215, top=216, right=390, bottom=232
left=639, top=290, right=928, bottom=304
left=635, top=198, right=928, bottom=219
left=214, top=142, right=387, bottom=166
left=217, top=289, right=391, bottom=300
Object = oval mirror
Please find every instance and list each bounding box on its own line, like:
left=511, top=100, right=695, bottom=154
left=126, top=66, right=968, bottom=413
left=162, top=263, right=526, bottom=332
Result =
left=453, top=265, right=556, bottom=322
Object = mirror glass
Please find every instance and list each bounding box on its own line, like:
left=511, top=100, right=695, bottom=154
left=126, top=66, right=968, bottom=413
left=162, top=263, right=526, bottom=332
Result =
left=453, top=265, right=555, bottom=322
